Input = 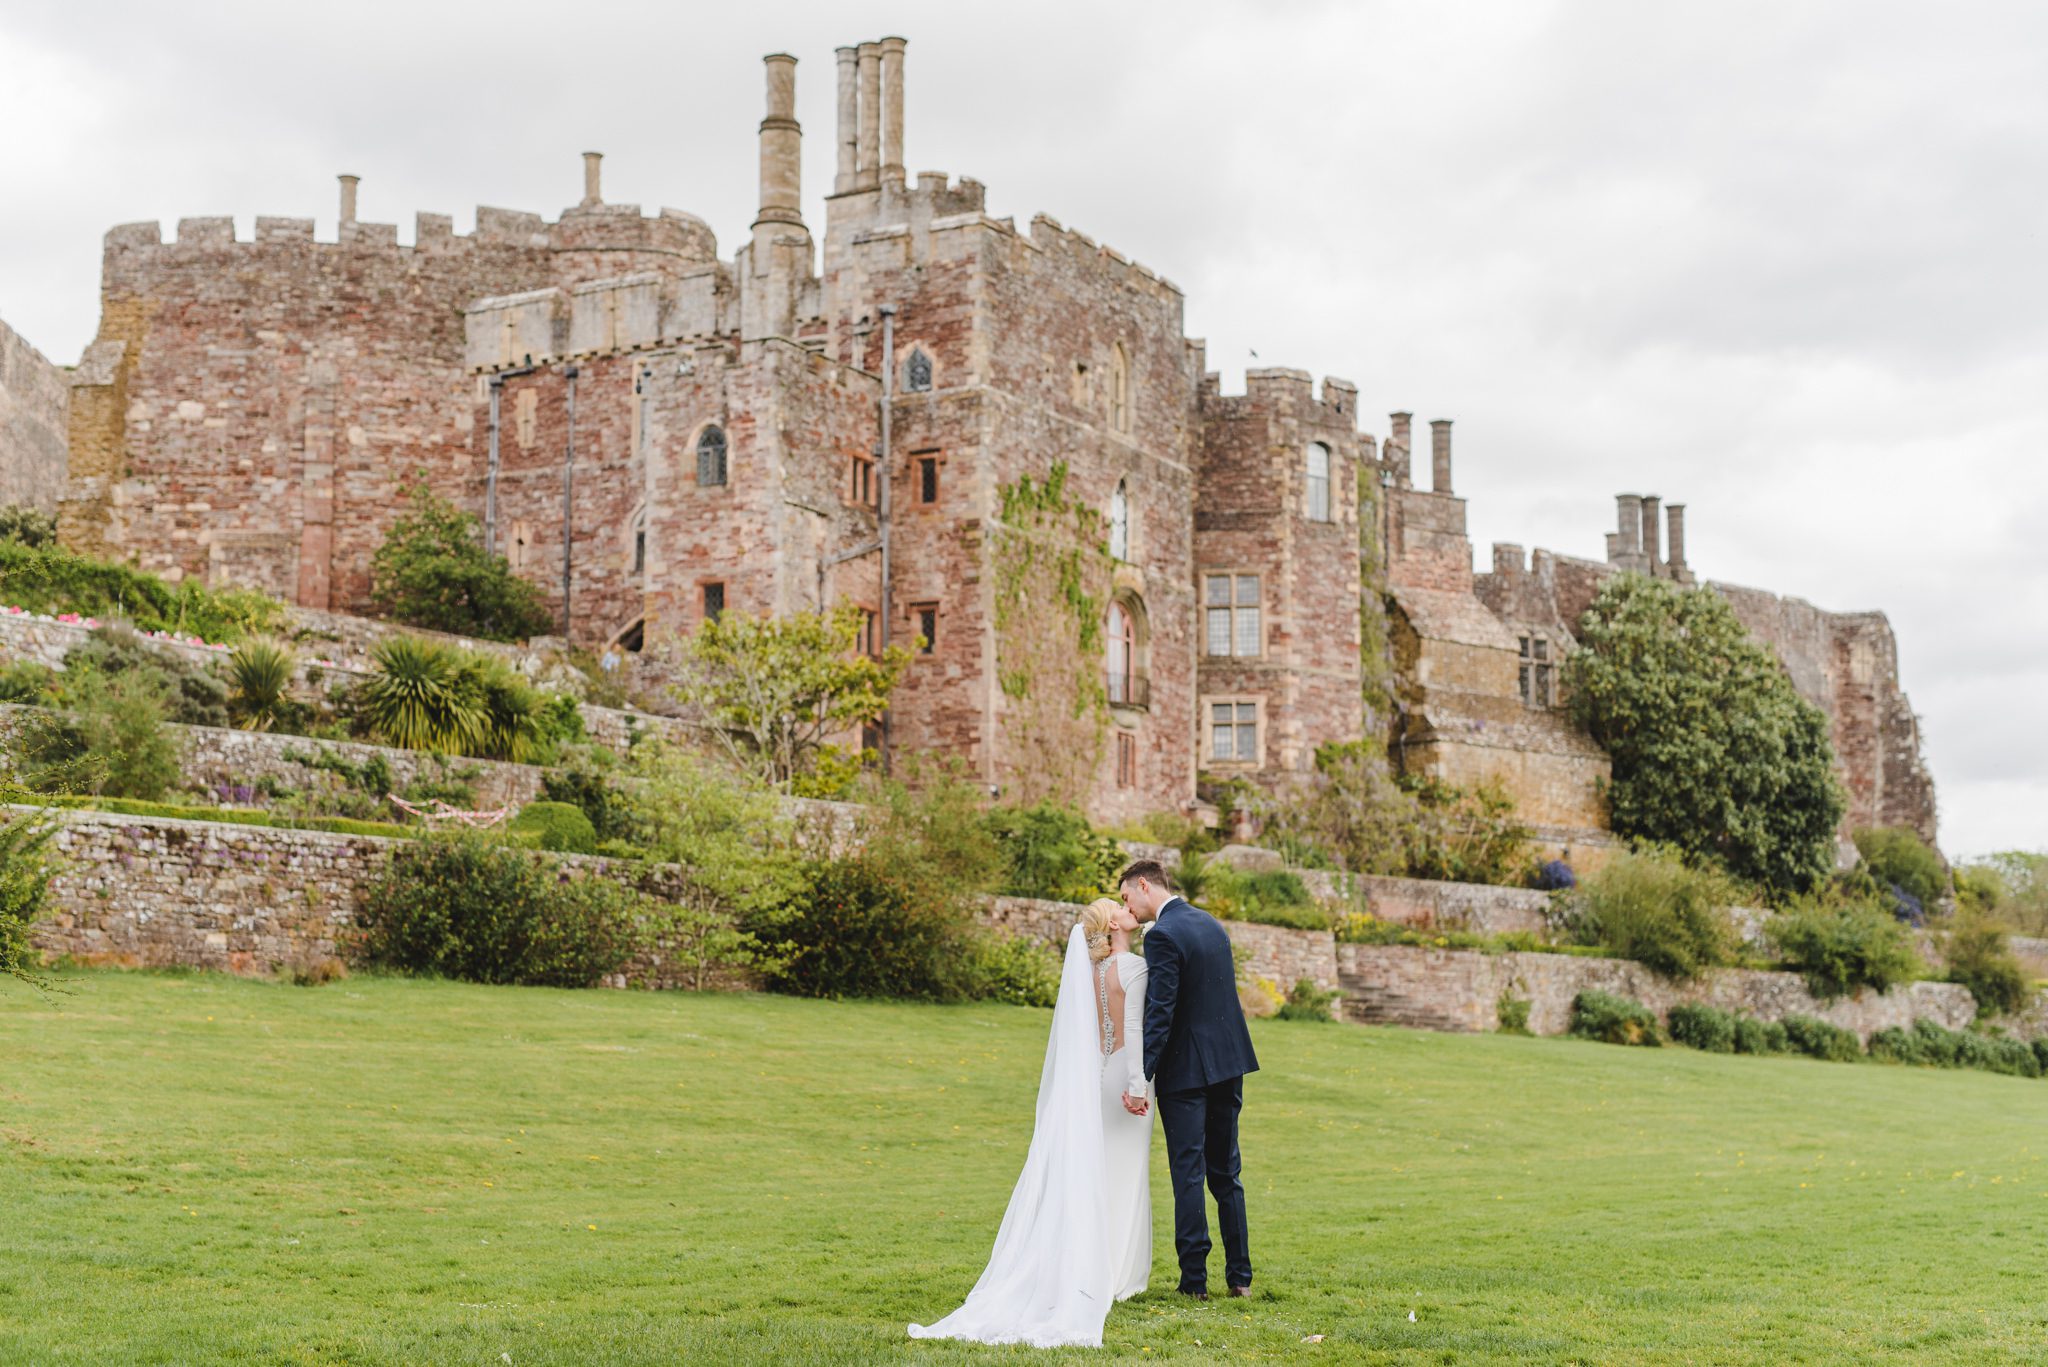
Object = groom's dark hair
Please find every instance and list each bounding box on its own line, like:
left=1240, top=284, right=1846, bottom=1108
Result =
left=1118, top=858, right=1175, bottom=892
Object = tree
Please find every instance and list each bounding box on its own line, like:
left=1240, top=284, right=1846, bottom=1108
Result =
left=369, top=483, right=554, bottom=642
left=1566, top=573, right=1845, bottom=897
left=1956, top=852, right=2048, bottom=936
left=669, top=605, right=912, bottom=791
left=0, top=811, right=60, bottom=989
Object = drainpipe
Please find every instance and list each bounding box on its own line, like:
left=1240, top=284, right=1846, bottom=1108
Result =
left=483, top=363, right=533, bottom=558
left=561, top=364, right=579, bottom=638
left=877, top=304, right=896, bottom=770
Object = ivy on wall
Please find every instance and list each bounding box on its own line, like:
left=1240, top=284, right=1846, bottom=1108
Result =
left=1356, top=463, right=1396, bottom=736
left=992, top=462, right=1113, bottom=805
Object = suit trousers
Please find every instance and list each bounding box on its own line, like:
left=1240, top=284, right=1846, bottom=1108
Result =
left=1155, top=1075, right=1251, bottom=1293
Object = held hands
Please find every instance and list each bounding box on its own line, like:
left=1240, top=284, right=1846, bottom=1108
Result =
left=1120, top=1091, right=1149, bottom=1117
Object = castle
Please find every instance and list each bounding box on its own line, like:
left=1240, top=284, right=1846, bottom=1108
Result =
left=0, top=36, right=1937, bottom=856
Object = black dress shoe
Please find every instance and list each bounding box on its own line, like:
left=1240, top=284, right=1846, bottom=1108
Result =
left=1227, top=1285, right=1253, bottom=1298
left=1179, top=1288, right=1209, bottom=1301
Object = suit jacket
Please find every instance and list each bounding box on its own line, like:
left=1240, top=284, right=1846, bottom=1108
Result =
left=1142, top=897, right=1260, bottom=1095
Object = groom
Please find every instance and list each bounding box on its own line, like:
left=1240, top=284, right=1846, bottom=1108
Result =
left=1119, top=859, right=1259, bottom=1300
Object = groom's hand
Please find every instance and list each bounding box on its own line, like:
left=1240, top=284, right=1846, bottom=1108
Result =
left=1121, top=1091, right=1148, bottom=1116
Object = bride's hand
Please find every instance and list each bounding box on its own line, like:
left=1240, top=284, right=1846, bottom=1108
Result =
left=1120, top=1091, right=1148, bottom=1117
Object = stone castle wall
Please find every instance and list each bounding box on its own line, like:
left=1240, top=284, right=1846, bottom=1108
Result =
left=0, top=316, right=69, bottom=513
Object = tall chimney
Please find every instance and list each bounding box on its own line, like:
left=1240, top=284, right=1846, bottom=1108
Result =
left=338, top=174, right=359, bottom=225
left=1640, top=494, right=1663, bottom=569
left=856, top=42, right=882, bottom=187
left=1388, top=411, right=1413, bottom=487
left=1615, top=494, right=1643, bottom=558
left=879, top=37, right=907, bottom=185
left=1665, top=503, right=1687, bottom=570
left=755, top=54, right=803, bottom=228
left=833, top=47, right=859, bottom=193
left=580, top=151, right=603, bottom=207
left=1429, top=419, right=1453, bottom=494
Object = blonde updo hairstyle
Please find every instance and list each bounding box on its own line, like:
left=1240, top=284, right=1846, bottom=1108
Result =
left=1080, top=898, right=1122, bottom=962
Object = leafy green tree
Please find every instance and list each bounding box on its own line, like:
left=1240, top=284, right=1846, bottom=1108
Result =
left=1853, top=827, right=1949, bottom=910
left=14, top=664, right=184, bottom=800
left=0, top=505, right=58, bottom=549
left=1956, top=851, right=2048, bottom=936
left=1566, top=574, right=1845, bottom=896
left=369, top=483, right=553, bottom=642
left=670, top=605, right=912, bottom=791
left=0, top=811, right=60, bottom=988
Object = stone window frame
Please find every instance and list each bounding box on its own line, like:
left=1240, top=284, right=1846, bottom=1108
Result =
left=1109, top=342, right=1132, bottom=434
left=910, top=601, right=939, bottom=655
left=632, top=364, right=655, bottom=461
left=1115, top=729, right=1138, bottom=789
left=694, top=422, right=730, bottom=489
left=1517, top=633, right=1556, bottom=709
left=1106, top=591, right=1150, bottom=710
left=1108, top=478, right=1132, bottom=561
left=1201, top=693, right=1264, bottom=767
left=846, top=452, right=877, bottom=508
left=903, top=345, right=935, bottom=394
left=912, top=449, right=944, bottom=507
left=1201, top=570, right=1264, bottom=659
left=1305, top=441, right=1333, bottom=524
left=854, top=603, right=880, bottom=657
left=700, top=580, right=726, bottom=625
left=624, top=502, right=647, bottom=577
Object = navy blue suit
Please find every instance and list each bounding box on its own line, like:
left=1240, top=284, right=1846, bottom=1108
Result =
left=1143, top=897, right=1258, bottom=1293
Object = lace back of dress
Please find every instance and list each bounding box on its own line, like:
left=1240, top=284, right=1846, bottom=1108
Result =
left=1095, top=960, right=1115, bottom=1056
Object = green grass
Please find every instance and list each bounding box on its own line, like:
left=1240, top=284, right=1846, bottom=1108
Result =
left=2, top=972, right=2046, bottom=1364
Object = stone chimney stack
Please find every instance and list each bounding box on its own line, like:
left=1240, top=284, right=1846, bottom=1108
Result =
left=754, top=54, right=803, bottom=229
left=1615, top=494, right=1643, bottom=560
left=856, top=42, right=882, bottom=189
left=1640, top=494, right=1663, bottom=570
left=580, top=152, right=603, bottom=207
left=1430, top=419, right=1453, bottom=494
left=1666, top=503, right=1687, bottom=572
left=338, top=174, right=359, bottom=225
left=833, top=47, right=859, bottom=193
left=1388, top=411, right=1413, bottom=487
left=880, top=37, right=907, bottom=186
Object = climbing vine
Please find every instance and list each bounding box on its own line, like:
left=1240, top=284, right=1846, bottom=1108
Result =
left=1356, top=465, right=1396, bottom=734
left=992, top=462, right=1114, bottom=805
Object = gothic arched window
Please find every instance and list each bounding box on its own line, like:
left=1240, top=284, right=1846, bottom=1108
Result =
left=1108, top=480, right=1131, bottom=561
left=696, top=425, right=728, bottom=487
left=1107, top=601, right=1135, bottom=704
left=905, top=348, right=933, bottom=393
left=1109, top=343, right=1131, bottom=433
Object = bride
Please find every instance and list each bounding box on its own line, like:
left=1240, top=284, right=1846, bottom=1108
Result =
left=908, top=898, right=1153, bottom=1348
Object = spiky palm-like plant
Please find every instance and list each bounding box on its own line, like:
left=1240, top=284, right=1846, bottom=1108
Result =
left=463, top=655, right=543, bottom=763
left=357, top=636, right=484, bottom=755
left=228, top=637, right=295, bottom=732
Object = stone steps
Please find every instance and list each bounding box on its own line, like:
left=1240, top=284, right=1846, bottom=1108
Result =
left=1337, top=973, right=1477, bottom=1033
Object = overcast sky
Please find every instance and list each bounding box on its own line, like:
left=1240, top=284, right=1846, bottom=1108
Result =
left=1, top=1, right=2042, bottom=856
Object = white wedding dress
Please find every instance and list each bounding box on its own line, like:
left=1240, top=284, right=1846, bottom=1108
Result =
left=908, top=926, right=1153, bottom=1348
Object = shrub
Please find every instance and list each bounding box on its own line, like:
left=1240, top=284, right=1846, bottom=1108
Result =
left=1853, top=827, right=1948, bottom=910
left=0, top=505, right=58, bottom=549
left=541, top=752, right=638, bottom=843
left=0, top=660, right=56, bottom=704
left=1733, top=1016, right=1789, bottom=1055
left=1200, top=862, right=1331, bottom=930
left=355, top=636, right=484, bottom=754
left=766, top=854, right=973, bottom=1001
left=1667, top=1002, right=1738, bottom=1053
left=985, top=800, right=1125, bottom=902
left=369, top=483, right=554, bottom=642
left=2032, top=1038, right=2048, bottom=1076
left=1497, top=995, right=1532, bottom=1034
left=1569, top=990, right=1661, bottom=1046
left=1274, top=978, right=1341, bottom=1022
left=352, top=832, right=641, bottom=986
left=958, top=932, right=1062, bottom=1008
left=1781, top=1015, right=1862, bottom=1063
left=1871, top=1020, right=2041, bottom=1079
left=508, top=801, right=598, bottom=854
left=12, top=665, right=184, bottom=800
left=1567, top=573, right=1844, bottom=896
left=1559, top=848, right=1739, bottom=981
left=0, top=540, right=284, bottom=643
left=227, top=637, right=295, bottom=732
left=1942, top=910, right=2032, bottom=1017
left=1532, top=860, right=1576, bottom=892
left=1768, top=888, right=1924, bottom=999
left=1867, top=1026, right=1925, bottom=1066
left=66, top=624, right=231, bottom=728
left=463, top=654, right=547, bottom=763
left=30, top=793, right=414, bottom=840
left=0, top=810, right=60, bottom=988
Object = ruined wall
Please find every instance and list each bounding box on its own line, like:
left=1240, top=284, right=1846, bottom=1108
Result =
left=0, top=316, right=68, bottom=513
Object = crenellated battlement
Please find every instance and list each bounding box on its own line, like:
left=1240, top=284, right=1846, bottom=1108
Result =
left=1021, top=213, right=1182, bottom=302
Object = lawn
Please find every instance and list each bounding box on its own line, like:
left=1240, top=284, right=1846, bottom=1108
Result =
left=3, top=972, right=2045, bottom=1364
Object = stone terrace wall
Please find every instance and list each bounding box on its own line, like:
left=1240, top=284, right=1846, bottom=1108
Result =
left=985, top=894, right=1334, bottom=1000
left=1336, top=942, right=1978, bottom=1042
left=1356, top=875, right=1550, bottom=935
